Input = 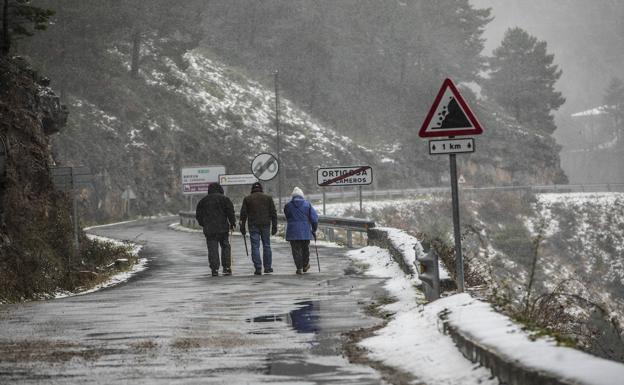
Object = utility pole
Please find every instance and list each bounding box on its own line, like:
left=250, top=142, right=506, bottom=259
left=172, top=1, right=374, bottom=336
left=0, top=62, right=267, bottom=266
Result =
left=274, top=70, right=282, bottom=210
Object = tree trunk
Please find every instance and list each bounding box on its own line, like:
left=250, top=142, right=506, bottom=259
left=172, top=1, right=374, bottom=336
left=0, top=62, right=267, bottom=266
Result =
left=1, top=0, right=9, bottom=56
left=131, top=29, right=141, bottom=78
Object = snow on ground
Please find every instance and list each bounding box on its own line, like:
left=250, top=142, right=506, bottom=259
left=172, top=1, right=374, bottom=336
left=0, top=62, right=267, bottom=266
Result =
left=168, top=222, right=201, bottom=233
left=349, top=229, right=624, bottom=385
left=54, top=234, right=146, bottom=299
left=347, top=246, right=497, bottom=385
left=442, top=294, right=624, bottom=385
left=376, top=226, right=450, bottom=280
left=536, top=192, right=624, bottom=315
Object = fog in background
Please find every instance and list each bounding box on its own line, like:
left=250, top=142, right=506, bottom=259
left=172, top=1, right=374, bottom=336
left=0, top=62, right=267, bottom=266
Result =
left=473, top=0, right=624, bottom=183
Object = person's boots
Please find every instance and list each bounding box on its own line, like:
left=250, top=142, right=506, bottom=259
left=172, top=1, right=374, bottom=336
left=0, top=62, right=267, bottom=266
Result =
left=303, top=264, right=310, bottom=273
left=254, top=268, right=262, bottom=275
left=211, top=270, right=219, bottom=277
left=296, top=269, right=303, bottom=275
left=223, top=267, right=232, bottom=276
left=264, top=267, right=273, bottom=274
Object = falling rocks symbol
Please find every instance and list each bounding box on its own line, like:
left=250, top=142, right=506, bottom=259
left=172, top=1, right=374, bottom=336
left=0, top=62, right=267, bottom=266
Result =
left=434, top=97, right=471, bottom=129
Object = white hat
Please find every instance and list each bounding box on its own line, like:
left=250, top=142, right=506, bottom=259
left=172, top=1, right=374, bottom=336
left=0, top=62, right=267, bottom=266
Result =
left=291, top=187, right=304, bottom=198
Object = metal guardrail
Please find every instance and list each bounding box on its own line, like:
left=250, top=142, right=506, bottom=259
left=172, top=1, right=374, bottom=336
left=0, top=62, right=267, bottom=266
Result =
left=182, top=183, right=623, bottom=246
left=178, top=212, right=375, bottom=248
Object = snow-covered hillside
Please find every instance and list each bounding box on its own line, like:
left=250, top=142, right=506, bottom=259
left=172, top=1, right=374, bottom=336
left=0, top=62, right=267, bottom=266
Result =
left=52, top=40, right=376, bottom=220
left=536, top=193, right=624, bottom=313
left=326, top=191, right=624, bottom=361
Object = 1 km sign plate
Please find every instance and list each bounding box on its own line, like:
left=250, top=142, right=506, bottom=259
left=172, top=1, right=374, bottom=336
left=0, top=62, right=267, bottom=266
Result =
left=429, top=138, right=475, bottom=155
left=317, top=166, right=373, bottom=186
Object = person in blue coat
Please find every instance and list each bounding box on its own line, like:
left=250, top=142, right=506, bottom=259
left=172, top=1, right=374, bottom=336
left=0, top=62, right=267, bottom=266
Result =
left=284, top=187, right=319, bottom=275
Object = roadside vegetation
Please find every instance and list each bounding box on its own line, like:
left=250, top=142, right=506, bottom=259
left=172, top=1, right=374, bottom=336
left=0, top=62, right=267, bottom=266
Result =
left=0, top=230, right=139, bottom=303
left=342, top=192, right=624, bottom=362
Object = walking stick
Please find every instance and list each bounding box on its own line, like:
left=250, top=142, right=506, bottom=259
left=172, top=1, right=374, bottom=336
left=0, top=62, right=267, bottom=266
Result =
left=243, top=232, right=249, bottom=257
left=229, top=227, right=235, bottom=268
left=313, top=233, right=320, bottom=272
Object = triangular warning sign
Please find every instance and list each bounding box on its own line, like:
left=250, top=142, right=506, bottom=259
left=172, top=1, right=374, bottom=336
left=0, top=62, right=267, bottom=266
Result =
left=419, top=78, right=484, bottom=138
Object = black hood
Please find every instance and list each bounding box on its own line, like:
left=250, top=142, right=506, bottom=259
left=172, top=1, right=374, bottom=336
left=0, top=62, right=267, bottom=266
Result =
left=208, top=183, right=224, bottom=194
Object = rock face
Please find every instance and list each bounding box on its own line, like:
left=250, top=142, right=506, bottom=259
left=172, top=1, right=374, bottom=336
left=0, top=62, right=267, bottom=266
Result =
left=0, top=56, right=72, bottom=301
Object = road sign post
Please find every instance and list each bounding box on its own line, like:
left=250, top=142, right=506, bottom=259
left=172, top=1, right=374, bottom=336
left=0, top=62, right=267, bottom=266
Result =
left=274, top=71, right=283, bottom=211
left=449, top=154, right=464, bottom=292
left=51, top=166, right=93, bottom=250
left=359, top=186, right=363, bottom=215
left=419, top=78, right=483, bottom=293
left=121, top=186, right=137, bottom=217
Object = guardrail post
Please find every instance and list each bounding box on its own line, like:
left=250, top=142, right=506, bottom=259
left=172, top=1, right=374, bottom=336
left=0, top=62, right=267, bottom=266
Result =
left=347, top=230, right=353, bottom=248
left=416, top=248, right=440, bottom=301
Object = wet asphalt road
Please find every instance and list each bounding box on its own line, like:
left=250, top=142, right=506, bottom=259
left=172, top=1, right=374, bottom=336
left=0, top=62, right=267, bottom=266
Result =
left=0, top=217, right=389, bottom=384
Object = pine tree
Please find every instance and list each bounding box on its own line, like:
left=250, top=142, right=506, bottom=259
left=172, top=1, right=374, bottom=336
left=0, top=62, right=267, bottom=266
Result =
left=0, top=0, right=53, bottom=55
left=603, top=77, right=624, bottom=142
left=484, top=27, right=565, bottom=134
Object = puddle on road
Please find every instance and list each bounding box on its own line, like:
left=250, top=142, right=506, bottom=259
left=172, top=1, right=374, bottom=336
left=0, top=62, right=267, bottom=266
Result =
left=251, top=315, right=284, bottom=323
left=246, top=300, right=320, bottom=334
left=266, top=360, right=340, bottom=376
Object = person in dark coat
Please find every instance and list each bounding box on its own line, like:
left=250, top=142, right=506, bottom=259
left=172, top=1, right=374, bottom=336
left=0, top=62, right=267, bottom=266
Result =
left=195, top=182, right=236, bottom=276
left=239, top=182, right=277, bottom=275
left=284, top=187, right=318, bottom=275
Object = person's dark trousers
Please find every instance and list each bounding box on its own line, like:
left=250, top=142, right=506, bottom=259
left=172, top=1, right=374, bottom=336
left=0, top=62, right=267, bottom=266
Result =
left=205, top=232, right=231, bottom=272
left=249, top=225, right=272, bottom=270
left=289, top=240, right=310, bottom=270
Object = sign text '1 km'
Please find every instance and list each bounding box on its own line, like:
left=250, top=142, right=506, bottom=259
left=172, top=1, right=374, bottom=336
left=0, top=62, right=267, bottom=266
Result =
left=429, top=138, right=475, bottom=155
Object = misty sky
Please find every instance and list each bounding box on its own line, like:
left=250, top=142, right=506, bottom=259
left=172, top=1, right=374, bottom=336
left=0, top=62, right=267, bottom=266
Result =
left=473, top=0, right=624, bottom=117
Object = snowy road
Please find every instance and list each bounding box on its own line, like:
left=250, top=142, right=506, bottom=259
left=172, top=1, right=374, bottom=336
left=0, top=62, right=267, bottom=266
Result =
left=0, top=217, right=388, bottom=384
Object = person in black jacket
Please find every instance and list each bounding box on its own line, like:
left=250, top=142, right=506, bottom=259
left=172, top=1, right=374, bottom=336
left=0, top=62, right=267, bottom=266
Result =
left=239, top=182, right=277, bottom=275
left=195, top=183, right=236, bottom=276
